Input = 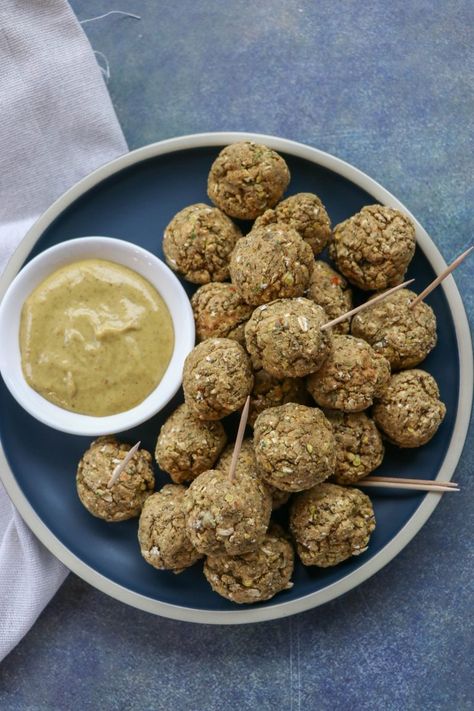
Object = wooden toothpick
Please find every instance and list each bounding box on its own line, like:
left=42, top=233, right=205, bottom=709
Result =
left=362, top=476, right=458, bottom=488
left=358, top=476, right=459, bottom=493
left=228, top=396, right=250, bottom=482
left=320, top=278, right=415, bottom=331
left=409, top=245, right=473, bottom=309
left=107, top=441, right=141, bottom=489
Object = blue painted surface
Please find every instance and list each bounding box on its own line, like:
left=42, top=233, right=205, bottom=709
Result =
left=1, top=1, right=473, bottom=709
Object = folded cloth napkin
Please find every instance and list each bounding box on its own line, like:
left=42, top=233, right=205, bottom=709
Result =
left=0, top=0, right=127, bottom=661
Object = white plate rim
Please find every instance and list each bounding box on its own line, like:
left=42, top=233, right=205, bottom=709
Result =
left=0, top=131, right=472, bottom=625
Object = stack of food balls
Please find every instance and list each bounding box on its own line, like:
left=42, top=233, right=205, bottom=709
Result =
left=76, top=141, right=446, bottom=605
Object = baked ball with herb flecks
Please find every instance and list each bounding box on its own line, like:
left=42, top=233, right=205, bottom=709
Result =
left=155, top=403, right=227, bottom=484
left=307, top=261, right=353, bottom=335
left=191, top=282, right=253, bottom=346
left=230, top=224, right=314, bottom=306
left=254, top=192, right=331, bottom=256
left=351, top=288, right=437, bottom=370
left=138, top=485, right=203, bottom=573
left=372, top=369, right=446, bottom=447
left=216, top=438, right=290, bottom=511
left=248, top=368, right=308, bottom=428
left=204, top=524, right=294, bottom=603
left=307, top=335, right=391, bottom=412
left=183, top=338, right=254, bottom=420
left=216, top=438, right=256, bottom=477
left=76, top=436, right=154, bottom=522
left=254, top=403, right=336, bottom=492
left=329, top=205, right=416, bottom=290
left=163, top=203, right=241, bottom=284
left=245, top=298, right=332, bottom=378
left=289, top=483, right=376, bottom=567
left=184, top=468, right=272, bottom=556
left=207, top=141, right=290, bottom=220
left=325, top=411, right=384, bottom=485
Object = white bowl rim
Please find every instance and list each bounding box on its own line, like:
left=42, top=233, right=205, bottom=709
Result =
left=0, top=131, right=472, bottom=624
left=0, top=236, right=195, bottom=436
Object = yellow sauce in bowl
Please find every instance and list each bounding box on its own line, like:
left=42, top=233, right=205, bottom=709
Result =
left=20, top=259, right=174, bottom=416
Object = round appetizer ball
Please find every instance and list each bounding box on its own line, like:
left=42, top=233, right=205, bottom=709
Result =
left=230, top=224, right=314, bottom=306
left=307, top=261, right=353, bottom=335
left=204, top=524, right=294, bottom=603
left=254, top=192, right=332, bottom=256
left=216, top=438, right=290, bottom=511
left=290, top=482, right=376, bottom=567
left=325, top=411, right=384, bottom=485
left=372, top=369, right=446, bottom=447
left=207, top=141, right=290, bottom=220
left=155, top=403, right=227, bottom=484
left=329, top=204, right=416, bottom=290
left=267, top=486, right=292, bottom=512
left=191, top=282, right=253, bottom=346
left=76, top=436, right=154, bottom=522
left=254, top=403, right=336, bottom=492
left=248, top=368, right=308, bottom=428
left=351, top=288, right=437, bottom=370
left=307, top=335, right=391, bottom=412
left=138, top=485, right=202, bottom=573
left=183, top=338, right=254, bottom=420
left=216, top=438, right=257, bottom=478
left=184, top=469, right=272, bottom=556
left=162, top=203, right=241, bottom=284
left=245, top=298, right=332, bottom=378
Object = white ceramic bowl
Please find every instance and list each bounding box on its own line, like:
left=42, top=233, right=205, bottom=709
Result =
left=0, top=236, right=195, bottom=436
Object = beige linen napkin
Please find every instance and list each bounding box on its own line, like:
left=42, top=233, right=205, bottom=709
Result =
left=0, top=0, right=128, bottom=660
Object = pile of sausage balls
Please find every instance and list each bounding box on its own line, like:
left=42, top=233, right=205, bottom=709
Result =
left=76, top=142, right=446, bottom=605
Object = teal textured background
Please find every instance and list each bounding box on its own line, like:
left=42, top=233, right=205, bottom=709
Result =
left=1, top=2, right=473, bottom=709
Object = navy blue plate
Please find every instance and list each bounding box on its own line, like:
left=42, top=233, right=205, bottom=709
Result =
left=0, top=135, right=468, bottom=622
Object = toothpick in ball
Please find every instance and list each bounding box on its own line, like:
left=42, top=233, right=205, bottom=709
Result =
left=228, top=396, right=250, bottom=481
left=107, top=441, right=141, bottom=489
left=320, top=278, right=415, bottom=331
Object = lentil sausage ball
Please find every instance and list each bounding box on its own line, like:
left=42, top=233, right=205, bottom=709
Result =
left=204, top=524, right=294, bottom=603
left=216, top=438, right=291, bottom=511
left=230, top=223, right=314, bottom=306
left=329, top=204, right=416, bottom=290
left=155, top=403, right=227, bottom=484
left=183, top=338, right=254, bottom=420
left=248, top=368, right=308, bottom=428
left=216, top=438, right=258, bottom=478
left=76, top=436, right=154, bottom=522
left=207, top=141, right=290, bottom=220
left=191, top=282, right=253, bottom=345
left=266, top=485, right=292, bottom=512
left=253, top=403, right=336, bottom=492
left=307, top=335, right=391, bottom=412
left=372, top=369, right=446, bottom=447
left=307, top=261, right=353, bottom=335
left=290, top=483, right=376, bottom=567
left=138, top=485, right=203, bottom=573
left=163, top=203, right=241, bottom=284
left=254, top=192, right=332, bottom=256
left=245, top=298, right=332, bottom=378
left=184, top=469, right=272, bottom=556
left=351, top=288, right=437, bottom=370
left=325, top=411, right=384, bottom=485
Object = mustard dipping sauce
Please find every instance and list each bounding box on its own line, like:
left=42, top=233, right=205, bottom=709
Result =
left=20, top=259, right=175, bottom=416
